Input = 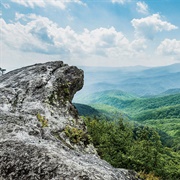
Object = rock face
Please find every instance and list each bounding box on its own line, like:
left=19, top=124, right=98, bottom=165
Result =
left=0, top=61, right=139, bottom=180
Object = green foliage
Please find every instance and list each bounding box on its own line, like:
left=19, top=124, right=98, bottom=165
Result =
left=91, top=104, right=129, bottom=121
left=134, top=105, right=180, bottom=121
left=36, top=113, right=48, bottom=127
left=81, top=90, right=180, bottom=117
left=138, top=171, right=160, bottom=180
left=142, top=118, right=180, bottom=151
left=75, top=90, right=180, bottom=179
left=84, top=116, right=180, bottom=180
left=77, top=91, right=180, bottom=151
left=64, top=126, right=92, bottom=145
left=73, top=103, right=101, bottom=117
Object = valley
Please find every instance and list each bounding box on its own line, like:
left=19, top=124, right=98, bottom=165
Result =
left=74, top=64, right=180, bottom=140
left=73, top=63, right=180, bottom=179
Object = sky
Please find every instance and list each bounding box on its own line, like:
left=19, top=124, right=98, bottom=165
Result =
left=1, top=0, right=180, bottom=71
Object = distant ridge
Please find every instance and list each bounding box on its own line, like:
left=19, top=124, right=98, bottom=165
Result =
left=160, top=88, right=180, bottom=96
left=74, top=63, right=180, bottom=100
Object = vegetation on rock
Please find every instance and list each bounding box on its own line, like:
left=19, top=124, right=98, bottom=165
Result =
left=64, top=125, right=92, bottom=145
left=37, top=113, right=48, bottom=128
left=0, top=61, right=141, bottom=179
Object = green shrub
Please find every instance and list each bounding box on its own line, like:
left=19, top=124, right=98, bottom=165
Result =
left=37, top=113, right=48, bottom=128
left=138, top=171, right=160, bottom=180
left=64, top=126, right=92, bottom=145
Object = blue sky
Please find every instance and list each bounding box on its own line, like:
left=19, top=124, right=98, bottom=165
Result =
left=1, top=0, right=180, bottom=71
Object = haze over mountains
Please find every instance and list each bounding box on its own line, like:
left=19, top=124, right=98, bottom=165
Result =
left=74, top=63, right=180, bottom=152
left=74, top=63, right=180, bottom=102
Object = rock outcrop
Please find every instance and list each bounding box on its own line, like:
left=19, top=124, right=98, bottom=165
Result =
left=0, top=61, right=139, bottom=180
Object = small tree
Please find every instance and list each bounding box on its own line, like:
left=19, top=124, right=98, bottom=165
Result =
left=0, top=67, right=6, bottom=75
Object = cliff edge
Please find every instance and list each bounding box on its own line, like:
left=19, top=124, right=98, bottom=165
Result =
left=0, top=61, right=139, bottom=180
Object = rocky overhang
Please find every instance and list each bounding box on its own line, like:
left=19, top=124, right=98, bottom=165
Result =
left=0, top=61, right=140, bottom=180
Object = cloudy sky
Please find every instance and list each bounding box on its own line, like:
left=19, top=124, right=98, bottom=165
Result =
left=1, top=0, right=180, bottom=71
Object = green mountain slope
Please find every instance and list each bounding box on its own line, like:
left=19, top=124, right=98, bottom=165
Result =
left=84, top=116, right=180, bottom=180
left=75, top=89, right=137, bottom=105
left=134, top=104, right=180, bottom=121
left=76, top=90, right=180, bottom=150
left=73, top=103, right=101, bottom=117
left=74, top=103, right=128, bottom=121
left=82, top=90, right=180, bottom=116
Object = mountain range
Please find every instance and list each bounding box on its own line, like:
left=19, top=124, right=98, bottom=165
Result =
left=74, top=63, right=180, bottom=151
left=74, top=63, right=180, bottom=102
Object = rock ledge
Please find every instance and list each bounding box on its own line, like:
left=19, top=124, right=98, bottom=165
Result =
left=0, top=61, right=139, bottom=180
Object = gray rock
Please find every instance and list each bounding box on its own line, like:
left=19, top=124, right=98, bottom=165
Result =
left=0, top=61, right=140, bottom=180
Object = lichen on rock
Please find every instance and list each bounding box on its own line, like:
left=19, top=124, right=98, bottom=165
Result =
left=0, top=61, right=140, bottom=180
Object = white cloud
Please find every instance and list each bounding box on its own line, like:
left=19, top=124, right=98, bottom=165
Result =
left=1, top=16, right=59, bottom=54
left=79, top=27, right=130, bottom=56
left=130, top=38, right=147, bottom=52
left=131, top=14, right=178, bottom=39
left=1, top=14, right=149, bottom=68
left=0, top=41, right=62, bottom=72
left=15, top=12, right=25, bottom=21
left=111, top=0, right=130, bottom=4
left=11, top=0, right=84, bottom=9
left=11, top=0, right=46, bottom=8
left=136, top=1, right=149, bottom=14
left=157, top=39, right=180, bottom=58
left=1, top=15, right=130, bottom=56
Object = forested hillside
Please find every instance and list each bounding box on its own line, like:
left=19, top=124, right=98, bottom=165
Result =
left=74, top=90, right=180, bottom=179
left=74, top=90, right=180, bottom=149
left=74, top=63, right=180, bottom=180
left=83, top=117, right=180, bottom=180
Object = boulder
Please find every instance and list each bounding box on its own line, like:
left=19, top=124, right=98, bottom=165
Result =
left=0, top=61, right=139, bottom=180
